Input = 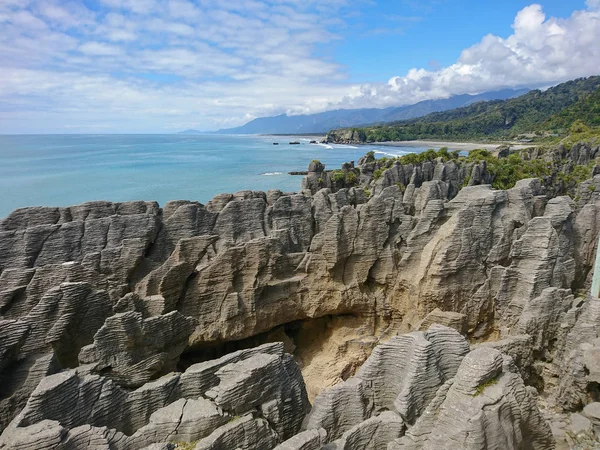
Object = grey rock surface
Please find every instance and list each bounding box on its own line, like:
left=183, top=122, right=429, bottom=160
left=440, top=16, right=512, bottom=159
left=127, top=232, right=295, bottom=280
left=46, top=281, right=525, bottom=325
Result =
left=78, top=310, right=195, bottom=387
left=274, top=428, right=327, bottom=450
left=584, top=402, right=600, bottom=421
left=552, top=295, right=600, bottom=410
left=326, top=411, right=405, bottom=450
left=2, top=144, right=600, bottom=448
left=389, top=348, right=554, bottom=450
left=0, top=346, right=308, bottom=450
left=303, top=325, right=469, bottom=442
left=193, top=414, right=279, bottom=450
left=418, top=308, right=467, bottom=334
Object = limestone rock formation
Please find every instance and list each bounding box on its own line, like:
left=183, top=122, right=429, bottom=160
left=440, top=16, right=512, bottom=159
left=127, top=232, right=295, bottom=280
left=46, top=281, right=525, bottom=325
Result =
left=552, top=295, right=600, bottom=411
left=326, top=411, right=405, bottom=449
left=0, top=343, right=309, bottom=449
left=274, top=429, right=327, bottom=450
left=417, top=308, right=467, bottom=334
left=302, top=326, right=468, bottom=443
left=389, top=348, right=554, bottom=450
left=194, top=414, right=279, bottom=450
left=299, top=326, right=552, bottom=449
left=2, top=142, right=600, bottom=448
left=78, top=310, right=195, bottom=387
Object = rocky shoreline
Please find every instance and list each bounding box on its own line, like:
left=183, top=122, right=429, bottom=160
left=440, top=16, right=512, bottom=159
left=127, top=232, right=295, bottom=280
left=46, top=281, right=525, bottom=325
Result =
left=370, top=139, right=532, bottom=151
left=324, top=128, right=532, bottom=151
left=2, top=139, right=600, bottom=448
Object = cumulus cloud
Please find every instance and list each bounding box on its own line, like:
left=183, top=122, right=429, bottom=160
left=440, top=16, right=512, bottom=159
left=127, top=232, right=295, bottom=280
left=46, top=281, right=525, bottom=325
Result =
left=0, top=0, right=355, bottom=132
left=0, top=1, right=599, bottom=132
left=337, top=3, right=600, bottom=109
left=78, top=41, right=122, bottom=56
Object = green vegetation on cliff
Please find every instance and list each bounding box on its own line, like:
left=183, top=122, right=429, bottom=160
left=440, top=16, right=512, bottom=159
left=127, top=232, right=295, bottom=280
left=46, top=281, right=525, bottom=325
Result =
left=465, top=150, right=554, bottom=190
left=539, top=88, right=600, bottom=132
left=328, top=76, right=600, bottom=143
left=364, top=135, right=600, bottom=193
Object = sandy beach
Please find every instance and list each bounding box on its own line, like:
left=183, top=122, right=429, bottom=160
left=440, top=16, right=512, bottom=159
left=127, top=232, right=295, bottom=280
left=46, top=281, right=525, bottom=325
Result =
left=375, top=140, right=532, bottom=151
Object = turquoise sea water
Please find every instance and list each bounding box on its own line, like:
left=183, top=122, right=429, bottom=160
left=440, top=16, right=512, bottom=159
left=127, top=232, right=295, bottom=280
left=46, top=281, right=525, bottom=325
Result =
left=0, top=134, right=430, bottom=218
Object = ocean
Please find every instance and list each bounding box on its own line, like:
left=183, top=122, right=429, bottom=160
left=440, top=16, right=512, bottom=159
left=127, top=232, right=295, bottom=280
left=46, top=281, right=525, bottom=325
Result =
left=0, top=134, right=431, bottom=218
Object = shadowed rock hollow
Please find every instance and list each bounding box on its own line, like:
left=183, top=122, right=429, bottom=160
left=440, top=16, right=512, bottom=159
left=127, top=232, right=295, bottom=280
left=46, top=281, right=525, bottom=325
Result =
left=2, top=141, right=600, bottom=448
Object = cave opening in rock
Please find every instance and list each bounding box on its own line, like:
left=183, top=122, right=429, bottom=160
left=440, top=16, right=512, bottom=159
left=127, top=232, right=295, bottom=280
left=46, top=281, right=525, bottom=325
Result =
left=176, top=313, right=378, bottom=400
left=587, top=381, right=600, bottom=402
left=176, top=316, right=335, bottom=371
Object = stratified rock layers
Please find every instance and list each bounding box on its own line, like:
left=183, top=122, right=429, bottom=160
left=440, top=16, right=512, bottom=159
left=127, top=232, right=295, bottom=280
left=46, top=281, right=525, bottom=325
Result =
left=0, top=327, right=553, bottom=449
left=0, top=343, right=310, bottom=449
left=1, top=143, right=600, bottom=447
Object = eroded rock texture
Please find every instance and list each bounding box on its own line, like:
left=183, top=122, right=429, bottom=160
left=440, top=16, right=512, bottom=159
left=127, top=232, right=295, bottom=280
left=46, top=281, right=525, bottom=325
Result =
left=1, top=143, right=600, bottom=447
left=390, top=348, right=554, bottom=450
left=299, top=326, right=553, bottom=449
left=0, top=328, right=554, bottom=450
left=0, top=343, right=309, bottom=449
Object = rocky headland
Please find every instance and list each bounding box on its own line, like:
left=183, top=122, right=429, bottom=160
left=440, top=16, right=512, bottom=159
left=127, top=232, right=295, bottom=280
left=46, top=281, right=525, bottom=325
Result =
left=2, top=139, right=600, bottom=449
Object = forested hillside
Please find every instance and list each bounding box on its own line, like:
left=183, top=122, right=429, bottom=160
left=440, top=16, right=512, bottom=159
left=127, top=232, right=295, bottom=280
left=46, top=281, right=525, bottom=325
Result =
left=538, top=86, right=600, bottom=132
left=212, top=89, right=526, bottom=135
left=327, top=76, right=600, bottom=143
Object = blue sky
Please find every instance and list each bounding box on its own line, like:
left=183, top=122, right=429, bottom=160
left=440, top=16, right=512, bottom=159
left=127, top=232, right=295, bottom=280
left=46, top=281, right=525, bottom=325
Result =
left=0, top=0, right=599, bottom=133
left=336, top=0, right=589, bottom=82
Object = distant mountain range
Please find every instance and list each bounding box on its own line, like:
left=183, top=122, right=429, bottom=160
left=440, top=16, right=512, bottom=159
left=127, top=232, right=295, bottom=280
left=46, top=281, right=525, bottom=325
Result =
left=326, top=76, right=600, bottom=143
left=206, top=88, right=529, bottom=135
left=177, top=129, right=203, bottom=134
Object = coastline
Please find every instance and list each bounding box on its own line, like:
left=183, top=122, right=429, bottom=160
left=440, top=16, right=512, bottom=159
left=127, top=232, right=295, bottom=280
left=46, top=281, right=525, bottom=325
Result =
left=373, top=140, right=532, bottom=151
left=262, top=134, right=326, bottom=139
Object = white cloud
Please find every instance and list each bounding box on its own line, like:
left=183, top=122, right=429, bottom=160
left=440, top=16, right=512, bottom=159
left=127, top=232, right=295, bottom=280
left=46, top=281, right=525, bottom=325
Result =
left=337, top=3, right=600, bottom=109
left=35, top=2, right=95, bottom=28
left=99, top=0, right=158, bottom=15
left=587, top=0, right=600, bottom=10
left=0, top=1, right=599, bottom=133
left=167, top=0, right=201, bottom=19
left=78, top=41, right=122, bottom=56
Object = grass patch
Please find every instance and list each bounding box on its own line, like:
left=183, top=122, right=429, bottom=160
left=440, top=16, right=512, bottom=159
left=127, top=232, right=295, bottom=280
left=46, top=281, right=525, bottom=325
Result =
left=331, top=169, right=359, bottom=186
left=559, top=128, right=600, bottom=150
left=473, top=377, right=498, bottom=397
left=346, top=171, right=358, bottom=185
left=174, top=442, right=198, bottom=450
left=331, top=170, right=346, bottom=182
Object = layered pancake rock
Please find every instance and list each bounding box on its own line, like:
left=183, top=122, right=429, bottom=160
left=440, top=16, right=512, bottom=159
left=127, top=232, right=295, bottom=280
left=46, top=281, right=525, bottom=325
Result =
left=1, top=140, right=600, bottom=448
left=0, top=327, right=554, bottom=449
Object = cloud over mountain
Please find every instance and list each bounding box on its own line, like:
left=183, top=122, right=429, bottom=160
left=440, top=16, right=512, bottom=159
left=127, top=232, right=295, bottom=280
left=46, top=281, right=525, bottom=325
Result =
left=337, top=2, right=600, bottom=109
left=0, top=1, right=599, bottom=132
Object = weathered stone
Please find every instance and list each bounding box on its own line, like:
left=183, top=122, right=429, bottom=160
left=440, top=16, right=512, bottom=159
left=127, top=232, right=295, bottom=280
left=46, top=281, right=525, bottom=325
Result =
left=570, top=413, right=592, bottom=435
left=418, top=308, right=467, bottom=334
left=274, top=428, right=327, bottom=450
left=554, top=296, right=600, bottom=411
left=129, top=398, right=229, bottom=447
left=194, top=414, right=279, bottom=450
left=78, top=311, right=195, bottom=387
left=584, top=403, right=600, bottom=422
left=328, top=411, right=405, bottom=450
left=390, top=348, right=554, bottom=450
left=303, top=325, right=469, bottom=442
left=0, top=344, right=307, bottom=450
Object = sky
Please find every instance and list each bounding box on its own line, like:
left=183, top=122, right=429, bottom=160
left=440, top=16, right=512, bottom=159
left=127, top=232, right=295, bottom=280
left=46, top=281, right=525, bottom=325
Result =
left=1, top=0, right=600, bottom=133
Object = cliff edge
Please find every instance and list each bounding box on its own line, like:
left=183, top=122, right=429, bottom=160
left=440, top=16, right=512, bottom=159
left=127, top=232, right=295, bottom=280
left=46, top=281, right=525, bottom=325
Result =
left=1, top=140, right=600, bottom=448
